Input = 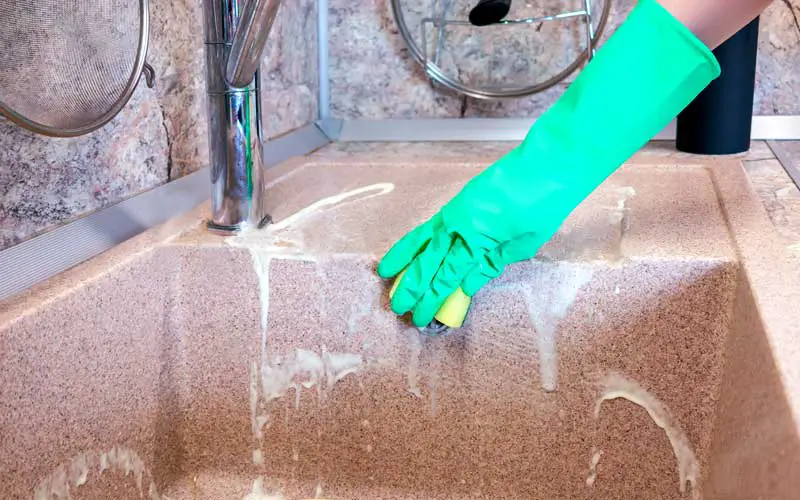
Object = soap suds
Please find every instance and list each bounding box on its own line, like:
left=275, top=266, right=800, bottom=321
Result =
left=250, top=361, right=263, bottom=448
left=406, top=328, right=423, bottom=398
left=269, top=183, right=395, bottom=233
left=524, top=263, right=594, bottom=392
left=227, top=182, right=397, bottom=360
left=251, top=249, right=273, bottom=362
left=244, top=477, right=284, bottom=500
left=594, top=372, right=700, bottom=499
left=261, top=348, right=364, bottom=407
left=324, top=351, right=364, bottom=390
left=607, top=186, right=636, bottom=225
left=228, top=183, right=396, bottom=489
left=429, top=340, right=443, bottom=418
left=227, top=182, right=395, bottom=252
left=586, top=448, right=603, bottom=487
left=33, top=446, right=159, bottom=500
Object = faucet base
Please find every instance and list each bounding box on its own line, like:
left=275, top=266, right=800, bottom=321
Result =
left=206, top=214, right=272, bottom=236
left=205, top=220, right=244, bottom=236
left=257, top=214, right=273, bottom=229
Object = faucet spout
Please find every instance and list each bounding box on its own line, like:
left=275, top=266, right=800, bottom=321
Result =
left=226, top=0, right=282, bottom=88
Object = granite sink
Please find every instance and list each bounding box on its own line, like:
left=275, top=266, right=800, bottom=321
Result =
left=2, top=151, right=800, bottom=500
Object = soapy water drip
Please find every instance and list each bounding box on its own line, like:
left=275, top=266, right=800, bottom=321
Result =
left=269, top=183, right=395, bottom=233
left=244, top=477, right=285, bottom=500
left=260, top=348, right=365, bottom=407
left=404, top=328, right=444, bottom=416
left=315, top=481, right=323, bottom=498
left=251, top=348, right=367, bottom=452
left=248, top=348, right=367, bottom=497
left=228, top=183, right=397, bottom=483
left=227, top=183, right=397, bottom=370
left=251, top=249, right=274, bottom=363
left=227, top=182, right=396, bottom=368
left=406, top=327, right=423, bottom=398
left=250, top=361, right=266, bottom=466
left=523, top=262, right=594, bottom=392
left=429, top=339, right=443, bottom=418
left=594, top=372, right=700, bottom=499
left=33, top=446, right=160, bottom=500
left=586, top=448, right=603, bottom=487
left=605, top=186, right=636, bottom=226
left=227, top=182, right=396, bottom=254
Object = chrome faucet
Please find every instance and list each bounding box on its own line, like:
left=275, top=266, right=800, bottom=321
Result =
left=202, top=0, right=282, bottom=233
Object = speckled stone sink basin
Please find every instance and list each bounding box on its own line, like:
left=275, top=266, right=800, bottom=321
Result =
left=2, top=151, right=799, bottom=500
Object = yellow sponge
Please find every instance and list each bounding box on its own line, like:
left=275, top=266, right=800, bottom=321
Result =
left=388, top=268, right=471, bottom=329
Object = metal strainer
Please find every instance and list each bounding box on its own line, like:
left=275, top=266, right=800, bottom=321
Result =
left=0, top=0, right=152, bottom=137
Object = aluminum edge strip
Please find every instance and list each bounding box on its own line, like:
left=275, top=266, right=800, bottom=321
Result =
left=1, top=123, right=331, bottom=300
left=338, top=116, right=800, bottom=142
left=263, top=122, right=331, bottom=165
left=768, top=140, right=800, bottom=191
left=317, top=0, right=331, bottom=119
left=0, top=168, right=208, bottom=301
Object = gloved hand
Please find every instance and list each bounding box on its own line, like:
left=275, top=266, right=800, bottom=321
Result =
left=378, top=0, right=721, bottom=327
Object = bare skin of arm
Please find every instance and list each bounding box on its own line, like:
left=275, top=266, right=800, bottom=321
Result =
left=659, top=0, right=774, bottom=48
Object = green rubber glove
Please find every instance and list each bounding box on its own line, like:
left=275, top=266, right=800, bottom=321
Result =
left=379, top=0, right=721, bottom=327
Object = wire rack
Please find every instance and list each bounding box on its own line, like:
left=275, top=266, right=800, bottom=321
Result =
left=391, top=0, right=612, bottom=99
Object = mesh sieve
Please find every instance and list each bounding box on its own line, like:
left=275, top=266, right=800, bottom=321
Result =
left=0, top=0, right=151, bottom=137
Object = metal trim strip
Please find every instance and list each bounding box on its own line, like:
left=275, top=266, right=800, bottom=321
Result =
left=1, top=123, right=331, bottom=300
left=263, top=122, right=330, bottom=164
left=315, top=118, right=343, bottom=141
left=768, top=140, right=800, bottom=191
left=317, top=0, right=330, bottom=119
left=337, top=116, right=800, bottom=142
left=0, top=169, right=207, bottom=301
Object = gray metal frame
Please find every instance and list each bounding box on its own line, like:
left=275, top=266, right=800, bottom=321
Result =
left=331, top=116, right=800, bottom=142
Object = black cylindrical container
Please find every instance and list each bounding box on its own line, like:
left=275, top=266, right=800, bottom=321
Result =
left=676, top=17, right=760, bottom=155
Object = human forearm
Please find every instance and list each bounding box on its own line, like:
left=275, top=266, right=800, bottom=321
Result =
left=379, top=0, right=777, bottom=329
left=660, top=0, right=772, bottom=48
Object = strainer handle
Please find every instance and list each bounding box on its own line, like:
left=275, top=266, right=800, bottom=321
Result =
left=141, top=62, right=156, bottom=88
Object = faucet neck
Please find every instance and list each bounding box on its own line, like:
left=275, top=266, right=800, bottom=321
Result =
left=226, top=0, right=283, bottom=88
left=202, top=0, right=271, bottom=233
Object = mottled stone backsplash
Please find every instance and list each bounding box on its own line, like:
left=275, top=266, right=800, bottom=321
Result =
left=0, top=0, right=318, bottom=250
left=329, top=0, right=800, bottom=118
